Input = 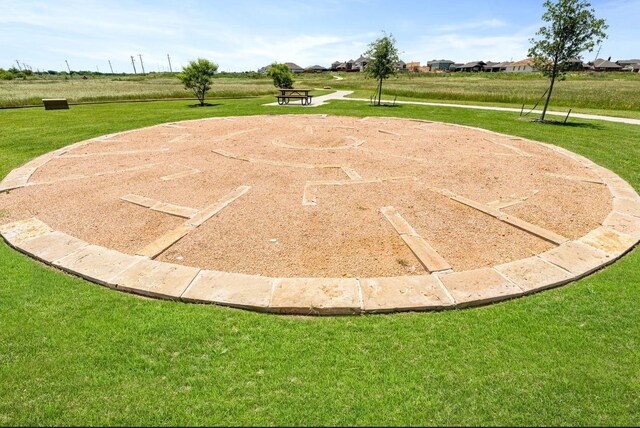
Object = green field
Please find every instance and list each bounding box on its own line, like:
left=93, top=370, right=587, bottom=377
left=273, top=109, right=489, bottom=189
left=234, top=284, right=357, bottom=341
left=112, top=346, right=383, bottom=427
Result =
left=0, top=97, right=639, bottom=425
left=2, top=71, right=640, bottom=117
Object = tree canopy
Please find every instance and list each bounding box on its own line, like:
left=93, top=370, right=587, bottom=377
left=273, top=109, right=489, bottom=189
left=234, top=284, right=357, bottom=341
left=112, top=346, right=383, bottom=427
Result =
left=178, top=58, right=219, bottom=106
left=266, top=63, right=294, bottom=89
left=364, top=33, right=400, bottom=106
left=528, top=0, right=607, bottom=121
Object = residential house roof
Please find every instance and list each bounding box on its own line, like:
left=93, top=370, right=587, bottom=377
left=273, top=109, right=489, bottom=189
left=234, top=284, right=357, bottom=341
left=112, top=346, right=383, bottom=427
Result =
left=617, top=59, right=640, bottom=66
left=509, top=58, right=535, bottom=67
left=427, top=59, right=455, bottom=65
left=592, top=58, right=622, bottom=69
left=285, top=62, right=304, bottom=72
left=305, top=65, right=327, bottom=71
left=460, top=61, right=486, bottom=68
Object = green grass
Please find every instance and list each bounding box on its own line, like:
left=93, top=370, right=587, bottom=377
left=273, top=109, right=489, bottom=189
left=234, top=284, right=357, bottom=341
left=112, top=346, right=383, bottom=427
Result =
left=3, top=71, right=640, bottom=115
left=1, top=98, right=639, bottom=426
left=325, top=71, right=640, bottom=112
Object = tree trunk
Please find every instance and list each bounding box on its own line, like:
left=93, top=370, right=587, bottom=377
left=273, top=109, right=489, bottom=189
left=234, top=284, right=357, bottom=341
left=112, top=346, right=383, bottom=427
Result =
left=540, top=56, right=558, bottom=121
left=377, top=78, right=383, bottom=106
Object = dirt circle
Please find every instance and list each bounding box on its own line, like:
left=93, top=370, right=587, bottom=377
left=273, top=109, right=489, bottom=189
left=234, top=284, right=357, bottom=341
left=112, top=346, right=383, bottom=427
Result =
left=1, top=114, right=637, bottom=313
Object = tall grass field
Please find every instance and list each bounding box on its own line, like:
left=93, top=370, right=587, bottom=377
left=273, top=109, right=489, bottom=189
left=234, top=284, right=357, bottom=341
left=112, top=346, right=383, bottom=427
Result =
left=1, top=71, right=639, bottom=114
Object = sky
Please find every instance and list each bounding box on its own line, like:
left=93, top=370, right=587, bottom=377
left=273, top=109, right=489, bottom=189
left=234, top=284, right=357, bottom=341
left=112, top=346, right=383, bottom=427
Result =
left=2, top=0, right=639, bottom=73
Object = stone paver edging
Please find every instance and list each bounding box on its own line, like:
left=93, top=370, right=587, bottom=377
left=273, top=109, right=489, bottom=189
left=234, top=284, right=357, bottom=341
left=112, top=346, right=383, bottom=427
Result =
left=1, top=116, right=639, bottom=315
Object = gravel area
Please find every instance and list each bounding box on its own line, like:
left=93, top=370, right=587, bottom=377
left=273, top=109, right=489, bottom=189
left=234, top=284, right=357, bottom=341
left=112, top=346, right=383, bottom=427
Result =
left=0, top=114, right=612, bottom=277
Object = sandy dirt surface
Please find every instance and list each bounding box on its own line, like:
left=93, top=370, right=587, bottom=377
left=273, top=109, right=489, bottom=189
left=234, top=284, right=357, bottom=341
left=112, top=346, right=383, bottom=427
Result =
left=0, top=114, right=612, bottom=277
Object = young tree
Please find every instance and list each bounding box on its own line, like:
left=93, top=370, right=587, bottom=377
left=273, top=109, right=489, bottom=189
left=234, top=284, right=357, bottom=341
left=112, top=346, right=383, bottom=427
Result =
left=529, top=0, right=607, bottom=121
left=364, top=33, right=399, bottom=106
left=266, top=63, right=294, bottom=89
left=178, top=58, right=219, bottom=106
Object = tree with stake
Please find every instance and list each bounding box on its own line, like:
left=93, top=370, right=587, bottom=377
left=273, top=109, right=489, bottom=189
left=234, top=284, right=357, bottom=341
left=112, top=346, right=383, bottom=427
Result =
left=365, top=33, right=399, bottom=106
left=529, top=0, right=607, bottom=122
left=266, top=63, right=294, bottom=89
left=178, top=58, right=219, bottom=106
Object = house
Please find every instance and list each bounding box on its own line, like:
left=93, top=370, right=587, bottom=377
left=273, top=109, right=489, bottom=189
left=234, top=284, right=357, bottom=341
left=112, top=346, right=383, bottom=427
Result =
left=617, top=59, right=640, bottom=72
left=353, top=55, right=370, bottom=71
left=258, top=63, right=305, bottom=73
left=406, top=61, right=421, bottom=72
left=330, top=61, right=341, bottom=71
left=565, top=58, right=584, bottom=71
left=450, top=63, right=464, bottom=72
left=483, top=61, right=511, bottom=72
left=285, top=62, right=305, bottom=73
left=457, top=61, right=486, bottom=72
left=396, top=60, right=407, bottom=71
left=504, top=58, right=536, bottom=72
left=426, top=59, right=455, bottom=72
left=304, top=65, right=328, bottom=73
left=588, top=58, right=622, bottom=71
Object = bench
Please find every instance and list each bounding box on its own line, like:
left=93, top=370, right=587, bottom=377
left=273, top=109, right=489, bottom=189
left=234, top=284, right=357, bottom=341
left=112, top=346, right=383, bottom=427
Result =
left=275, top=89, right=313, bottom=106
left=276, top=94, right=313, bottom=106
left=42, top=99, right=69, bottom=110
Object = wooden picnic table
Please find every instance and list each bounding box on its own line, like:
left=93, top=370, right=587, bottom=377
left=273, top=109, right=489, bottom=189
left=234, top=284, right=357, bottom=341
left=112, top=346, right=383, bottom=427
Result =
left=275, top=88, right=313, bottom=106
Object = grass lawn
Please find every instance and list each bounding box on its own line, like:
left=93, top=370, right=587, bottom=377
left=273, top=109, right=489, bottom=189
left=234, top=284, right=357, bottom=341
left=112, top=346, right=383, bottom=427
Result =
left=0, top=97, right=639, bottom=426
left=3, top=71, right=640, bottom=118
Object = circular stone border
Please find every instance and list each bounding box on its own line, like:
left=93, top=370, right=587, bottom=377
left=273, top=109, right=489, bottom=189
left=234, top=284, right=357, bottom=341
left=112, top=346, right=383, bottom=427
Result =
left=1, top=115, right=639, bottom=315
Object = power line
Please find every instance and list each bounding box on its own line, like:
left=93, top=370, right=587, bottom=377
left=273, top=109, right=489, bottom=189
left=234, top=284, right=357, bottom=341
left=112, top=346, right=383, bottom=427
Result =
left=167, top=54, right=173, bottom=73
left=108, top=60, right=114, bottom=74
left=130, top=56, right=137, bottom=74
left=65, top=59, right=71, bottom=74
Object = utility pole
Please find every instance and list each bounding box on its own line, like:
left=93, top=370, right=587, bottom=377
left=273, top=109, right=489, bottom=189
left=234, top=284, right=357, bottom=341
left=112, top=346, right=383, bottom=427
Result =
left=138, top=54, right=145, bottom=74
left=65, top=59, right=71, bottom=74
left=15, top=60, right=22, bottom=71
left=108, top=60, right=114, bottom=74
left=130, top=56, right=137, bottom=74
left=167, top=54, right=173, bottom=73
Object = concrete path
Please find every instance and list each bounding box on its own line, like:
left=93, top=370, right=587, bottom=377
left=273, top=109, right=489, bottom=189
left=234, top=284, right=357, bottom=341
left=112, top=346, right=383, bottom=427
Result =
left=263, top=90, right=354, bottom=107
left=266, top=89, right=640, bottom=126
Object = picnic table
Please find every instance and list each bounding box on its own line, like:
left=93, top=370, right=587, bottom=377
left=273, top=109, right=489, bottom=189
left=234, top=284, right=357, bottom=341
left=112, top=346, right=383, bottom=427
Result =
left=275, top=88, right=313, bottom=106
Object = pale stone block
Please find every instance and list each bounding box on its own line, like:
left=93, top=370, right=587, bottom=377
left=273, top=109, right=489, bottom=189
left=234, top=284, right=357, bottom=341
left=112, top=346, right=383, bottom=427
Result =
left=539, top=241, right=612, bottom=276
left=438, top=268, right=523, bottom=307
left=113, top=258, right=200, bottom=299
left=603, top=211, right=640, bottom=238
left=270, top=277, right=361, bottom=315
left=182, top=270, right=273, bottom=309
left=579, top=226, right=638, bottom=256
left=613, top=198, right=640, bottom=218
left=494, top=256, right=572, bottom=292
left=18, top=231, right=89, bottom=264
left=360, top=275, right=453, bottom=312
left=608, top=185, right=640, bottom=202
left=54, top=245, right=142, bottom=286
left=0, top=218, right=53, bottom=246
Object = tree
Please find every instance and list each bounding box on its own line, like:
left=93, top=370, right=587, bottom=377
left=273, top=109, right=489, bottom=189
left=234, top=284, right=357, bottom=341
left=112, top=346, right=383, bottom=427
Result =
left=528, top=0, right=607, bottom=121
left=364, top=33, right=399, bottom=106
left=178, top=58, right=219, bottom=106
left=266, top=63, right=294, bottom=89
